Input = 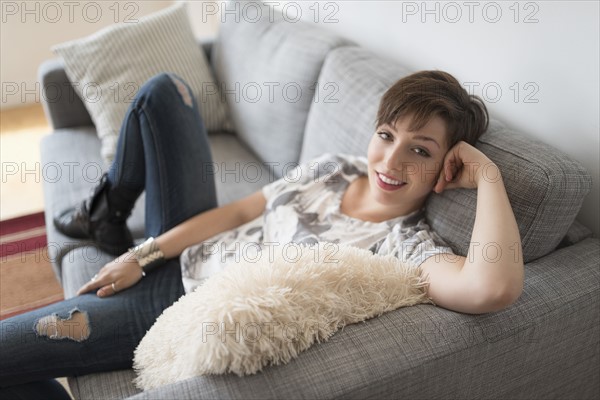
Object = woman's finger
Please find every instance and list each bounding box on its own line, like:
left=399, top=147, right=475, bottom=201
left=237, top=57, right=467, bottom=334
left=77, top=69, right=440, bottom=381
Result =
left=97, top=281, right=120, bottom=298
left=434, top=153, right=450, bottom=192
left=445, top=158, right=452, bottom=181
left=434, top=165, right=446, bottom=193
left=77, top=273, right=103, bottom=295
left=77, top=269, right=114, bottom=296
left=78, top=279, right=107, bottom=296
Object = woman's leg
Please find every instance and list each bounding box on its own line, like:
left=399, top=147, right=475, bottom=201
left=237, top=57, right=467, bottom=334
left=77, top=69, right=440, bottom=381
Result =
left=0, top=259, right=184, bottom=389
left=54, top=72, right=218, bottom=252
left=107, top=72, right=218, bottom=236
left=0, top=379, right=71, bottom=400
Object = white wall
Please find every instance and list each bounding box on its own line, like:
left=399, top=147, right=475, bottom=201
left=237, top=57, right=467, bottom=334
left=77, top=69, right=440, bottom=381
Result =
left=0, top=0, right=219, bottom=109
left=264, top=0, right=599, bottom=236
left=179, top=0, right=221, bottom=38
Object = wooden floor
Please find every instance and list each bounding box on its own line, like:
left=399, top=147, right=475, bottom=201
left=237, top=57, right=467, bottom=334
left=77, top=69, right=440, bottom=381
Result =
left=0, top=103, right=50, bottom=221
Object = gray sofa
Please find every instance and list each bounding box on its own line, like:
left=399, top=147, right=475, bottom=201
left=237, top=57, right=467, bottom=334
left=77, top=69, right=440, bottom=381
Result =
left=39, top=4, right=599, bottom=400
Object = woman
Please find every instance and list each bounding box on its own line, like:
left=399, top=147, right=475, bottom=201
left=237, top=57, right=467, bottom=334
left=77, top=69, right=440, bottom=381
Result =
left=0, top=71, right=524, bottom=399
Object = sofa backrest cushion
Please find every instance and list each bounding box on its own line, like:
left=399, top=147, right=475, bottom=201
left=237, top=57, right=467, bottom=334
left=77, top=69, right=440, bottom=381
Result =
left=300, top=47, right=411, bottom=164
left=301, top=46, right=592, bottom=263
left=211, top=1, right=352, bottom=176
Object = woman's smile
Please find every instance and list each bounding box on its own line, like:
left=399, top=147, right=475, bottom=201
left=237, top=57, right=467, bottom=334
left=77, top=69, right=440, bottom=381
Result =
left=375, top=171, right=406, bottom=191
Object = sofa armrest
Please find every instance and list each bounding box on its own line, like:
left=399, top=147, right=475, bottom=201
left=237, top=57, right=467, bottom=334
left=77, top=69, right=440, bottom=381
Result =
left=125, top=239, right=600, bottom=400
left=37, top=58, right=94, bottom=130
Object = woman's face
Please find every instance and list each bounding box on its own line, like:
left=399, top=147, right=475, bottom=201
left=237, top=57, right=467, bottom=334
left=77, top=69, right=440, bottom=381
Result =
left=366, top=114, right=449, bottom=216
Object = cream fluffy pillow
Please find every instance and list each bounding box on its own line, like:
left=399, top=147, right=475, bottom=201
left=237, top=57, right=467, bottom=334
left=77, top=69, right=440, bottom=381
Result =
left=133, top=242, right=432, bottom=391
left=51, top=2, right=229, bottom=166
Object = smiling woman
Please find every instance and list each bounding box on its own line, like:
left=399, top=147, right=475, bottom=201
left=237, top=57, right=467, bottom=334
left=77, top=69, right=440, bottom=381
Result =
left=0, top=69, right=523, bottom=398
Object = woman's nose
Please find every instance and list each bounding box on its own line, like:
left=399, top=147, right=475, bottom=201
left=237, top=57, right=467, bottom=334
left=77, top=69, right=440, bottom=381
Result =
left=384, top=148, right=418, bottom=180
left=384, top=147, right=403, bottom=171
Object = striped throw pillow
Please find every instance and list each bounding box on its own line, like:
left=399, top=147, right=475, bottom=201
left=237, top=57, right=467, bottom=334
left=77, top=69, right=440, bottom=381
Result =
left=52, top=2, right=229, bottom=166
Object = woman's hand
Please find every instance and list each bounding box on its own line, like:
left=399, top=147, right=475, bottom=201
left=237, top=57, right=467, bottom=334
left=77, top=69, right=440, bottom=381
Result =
left=77, top=252, right=144, bottom=298
left=433, top=140, right=499, bottom=193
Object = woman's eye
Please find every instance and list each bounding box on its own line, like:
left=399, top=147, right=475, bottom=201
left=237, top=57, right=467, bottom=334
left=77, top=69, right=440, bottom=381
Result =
left=413, top=148, right=430, bottom=157
left=377, top=131, right=392, bottom=141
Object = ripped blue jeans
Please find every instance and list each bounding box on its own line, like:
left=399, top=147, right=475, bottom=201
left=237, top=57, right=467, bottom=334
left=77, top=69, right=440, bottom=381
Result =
left=0, top=73, right=218, bottom=398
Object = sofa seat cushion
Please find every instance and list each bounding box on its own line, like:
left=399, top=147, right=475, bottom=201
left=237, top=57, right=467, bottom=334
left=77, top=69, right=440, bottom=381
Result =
left=211, top=1, right=352, bottom=174
left=68, top=369, right=140, bottom=400
left=208, top=131, right=280, bottom=205
left=301, top=46, right=592, bottom=262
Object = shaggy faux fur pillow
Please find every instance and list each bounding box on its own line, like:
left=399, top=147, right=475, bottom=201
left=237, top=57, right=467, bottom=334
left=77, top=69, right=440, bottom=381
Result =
left=133, top=242, right=432, bottom=390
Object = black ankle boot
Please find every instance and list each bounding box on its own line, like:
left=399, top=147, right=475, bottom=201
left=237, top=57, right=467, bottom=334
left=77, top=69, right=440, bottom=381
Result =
left=53, top=173, right=135, bottom=255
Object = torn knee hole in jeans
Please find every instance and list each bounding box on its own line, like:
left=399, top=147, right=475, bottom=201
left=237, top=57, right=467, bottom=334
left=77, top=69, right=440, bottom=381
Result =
left=169, top=74, right=193, bottom=108
left=34, top=308, right=90, bottom=342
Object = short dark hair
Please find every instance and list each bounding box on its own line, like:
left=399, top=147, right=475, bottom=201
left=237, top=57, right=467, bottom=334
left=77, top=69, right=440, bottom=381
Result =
left=375, top=70, right=489, bottom=148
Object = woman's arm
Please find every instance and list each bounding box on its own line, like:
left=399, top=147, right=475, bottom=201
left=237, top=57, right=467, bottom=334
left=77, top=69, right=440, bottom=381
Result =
left=420, top=141, right=524, bottom=314
left=156, top=190, right=266, bottom=259
left=77, top=190, right=266, bottom=297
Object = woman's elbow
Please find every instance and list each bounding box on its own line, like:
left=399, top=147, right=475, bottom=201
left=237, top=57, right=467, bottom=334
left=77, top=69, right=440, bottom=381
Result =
left=478, top=271, right=524, bottom=313
left=487, top=285, right=523, bottom=313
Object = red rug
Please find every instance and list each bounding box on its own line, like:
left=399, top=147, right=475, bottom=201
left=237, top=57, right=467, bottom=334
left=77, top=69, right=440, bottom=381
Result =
left=0, top=211, right=64, bottom=320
